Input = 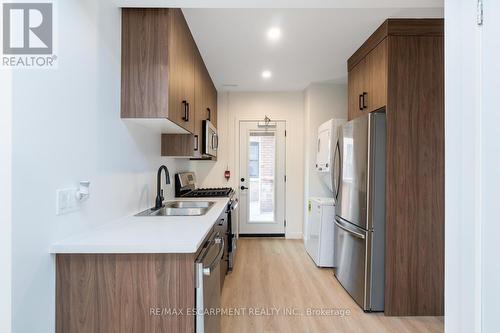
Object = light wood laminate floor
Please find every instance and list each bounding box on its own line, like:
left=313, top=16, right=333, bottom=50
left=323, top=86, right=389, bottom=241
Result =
left=221, top=238, right=444, bottom=333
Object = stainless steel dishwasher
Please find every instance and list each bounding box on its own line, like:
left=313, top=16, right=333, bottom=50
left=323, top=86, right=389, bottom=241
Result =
left=196, top=231, right=224, bottom=333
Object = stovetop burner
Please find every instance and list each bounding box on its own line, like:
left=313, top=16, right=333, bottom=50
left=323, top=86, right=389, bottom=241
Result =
left=175, top=172, right=234, bottom=198
left=181, top=187, right=233, bottom=198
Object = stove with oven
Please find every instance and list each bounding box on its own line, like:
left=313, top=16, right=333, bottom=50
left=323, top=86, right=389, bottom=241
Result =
left=175, top=172, right=238, bottom=271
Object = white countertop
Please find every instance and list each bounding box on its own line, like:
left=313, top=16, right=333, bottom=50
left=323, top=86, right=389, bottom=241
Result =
left=50, top=197, right=229, bottom=254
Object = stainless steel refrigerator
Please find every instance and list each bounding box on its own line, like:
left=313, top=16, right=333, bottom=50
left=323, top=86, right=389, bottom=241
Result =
left=332, top=111, right=386, bottom=312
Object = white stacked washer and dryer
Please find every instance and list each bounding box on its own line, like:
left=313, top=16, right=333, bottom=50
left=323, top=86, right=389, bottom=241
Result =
left=304, top=119, right=345, bottom=268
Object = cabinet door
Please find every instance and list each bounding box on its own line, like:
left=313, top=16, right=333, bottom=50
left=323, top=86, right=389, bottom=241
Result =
left=366, top=39, right=388, bottom=112
left=207, top=79, right=217, bottom=128
left=348, top=59, right=367, bottom=120
left=121, top=9, right=170, bottom=119
left=202, top=66, right=213, bottom=127
left=168, top=9, right=195, bottom=133
left=193, top=49, right=205, bottom=158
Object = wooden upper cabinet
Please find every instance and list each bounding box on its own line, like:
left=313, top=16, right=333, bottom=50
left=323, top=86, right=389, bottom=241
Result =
left=121, top=9, right=170, bottom=119
left=347, top=39, right=388, bottom=120
left=122, top=8, right=218, bottom=158
left=348, top=58, right=367, bottom=120
left=207, top=77, right=217, bottom=128
left=168, top=9, right=195, bottom=133
left=365, top=39, right=387, bottom=112
left=193, top=49, right=205, bottom=158
left=121, top=8, right=197, bottom=133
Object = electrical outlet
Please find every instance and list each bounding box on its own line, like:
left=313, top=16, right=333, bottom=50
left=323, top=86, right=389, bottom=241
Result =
left=56, top=188, right=79, bottom=215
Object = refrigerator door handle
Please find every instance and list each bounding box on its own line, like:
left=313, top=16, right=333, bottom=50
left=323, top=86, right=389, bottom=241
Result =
left=334, top=217, right=366, bottom=239
left=332, top=141, right=337, bottom=197
left=333, top=140, right=341, bottom=200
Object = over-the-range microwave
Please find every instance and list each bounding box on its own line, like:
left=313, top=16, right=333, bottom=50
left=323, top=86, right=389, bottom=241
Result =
left=202, top=120, right=218, bottom=157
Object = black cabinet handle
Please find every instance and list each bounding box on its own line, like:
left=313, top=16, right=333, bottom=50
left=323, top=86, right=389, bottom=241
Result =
left=182, top=100, right=188, bottom=121
left=358, top=94, right=363, bottom=111
left=362, top=92, right=367, bottom=109
left=207, top=108, right=211, bottom=121
left=194, top=135, right=199, bottom=151
left=240, top=186, right=248, bottom=190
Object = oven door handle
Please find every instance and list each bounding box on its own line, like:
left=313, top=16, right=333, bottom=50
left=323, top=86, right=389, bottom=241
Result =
left=230, top=200, right=239, bottom=211
left=202, top=236, right=225, bottom=276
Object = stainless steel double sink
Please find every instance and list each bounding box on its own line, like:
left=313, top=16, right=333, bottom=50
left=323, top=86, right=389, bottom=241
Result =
left=135, top=201, right=215, bottom=217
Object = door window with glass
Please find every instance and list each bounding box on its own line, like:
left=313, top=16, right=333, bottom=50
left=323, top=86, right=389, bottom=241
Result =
left=239, top=121, right=286, bottom=235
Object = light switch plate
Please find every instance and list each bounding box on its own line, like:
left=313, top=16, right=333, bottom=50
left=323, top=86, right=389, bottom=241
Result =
left=56, top=188, right=79, bottom=215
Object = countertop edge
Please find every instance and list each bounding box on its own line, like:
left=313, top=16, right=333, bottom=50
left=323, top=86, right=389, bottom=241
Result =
left=50, top=197, right=229, bottom=254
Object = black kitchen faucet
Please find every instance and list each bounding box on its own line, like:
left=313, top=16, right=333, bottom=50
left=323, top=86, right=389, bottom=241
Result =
left=155, top=165, right=170, bottom=210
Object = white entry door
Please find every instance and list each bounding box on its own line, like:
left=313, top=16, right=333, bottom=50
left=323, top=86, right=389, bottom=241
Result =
left=239, top=121, right=286, bottom=235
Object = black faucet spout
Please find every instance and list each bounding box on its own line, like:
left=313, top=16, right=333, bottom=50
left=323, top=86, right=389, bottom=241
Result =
left=155, top=165, right=171, bottom=210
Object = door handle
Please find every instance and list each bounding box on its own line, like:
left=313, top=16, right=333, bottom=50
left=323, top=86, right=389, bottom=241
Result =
left=194, top=135, right=199, bottom=151
left=211, top=134, right=216, bottom=150
left=202, top=236, right=225, bottom=276
left=214, top=134, right=219, bottom=149
left=230, top=200, right=239, bottom=210
left=240, top=186, right=248, bottom=190
left=334, top=218, right=365, bottom=239
left=333, top=140, right=341, bottom=200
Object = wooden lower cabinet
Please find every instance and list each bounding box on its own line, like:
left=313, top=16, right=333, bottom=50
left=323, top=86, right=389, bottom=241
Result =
left=56, top=210, right=232, bottom=333
left=56, top=253, right=196, bottom=333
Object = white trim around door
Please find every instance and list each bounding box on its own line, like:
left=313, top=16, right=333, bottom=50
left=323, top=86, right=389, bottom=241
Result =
left=238, top=120, right=286, bottom=235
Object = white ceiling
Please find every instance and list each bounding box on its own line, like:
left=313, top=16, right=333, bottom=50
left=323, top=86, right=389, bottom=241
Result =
left=183, top=8, right=443, bottom=91
left=117, top=1, right=443, bottom=91
left=118, top=0, right=443, bottom=8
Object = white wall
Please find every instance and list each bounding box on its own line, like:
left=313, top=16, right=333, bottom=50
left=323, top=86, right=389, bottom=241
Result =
left=303, top=83, right=347, bottom=239
left=480, top=1, right=500, bottom=331
left=10, top=2, right=192, bottom=332
left=303, top=83, right=347, bottom=196
left=446, top=2, right=500, bottom=332
left=195, top=91, right=305, bottom=239
left=444, top=1, right=482, bottom=332
left=0, top=61, right=13, bottom=333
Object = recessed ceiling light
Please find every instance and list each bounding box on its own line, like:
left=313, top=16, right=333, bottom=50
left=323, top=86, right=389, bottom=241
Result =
left=261, top=70, right=272, bottom=79
left=267, top=27, right=281, bottom=41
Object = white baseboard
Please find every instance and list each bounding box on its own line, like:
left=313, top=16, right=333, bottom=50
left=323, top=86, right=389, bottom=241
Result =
left=286, top=232, right=302, bottom=239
